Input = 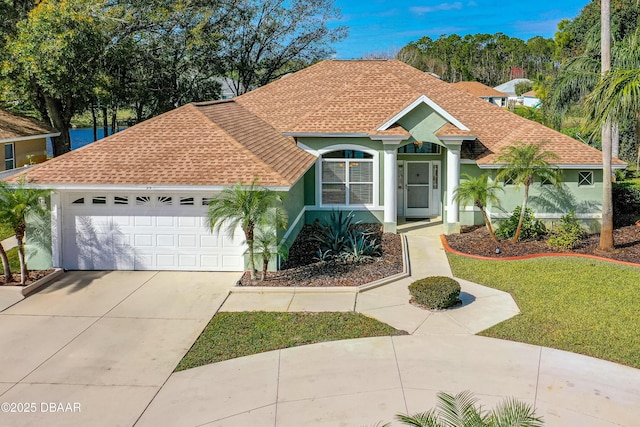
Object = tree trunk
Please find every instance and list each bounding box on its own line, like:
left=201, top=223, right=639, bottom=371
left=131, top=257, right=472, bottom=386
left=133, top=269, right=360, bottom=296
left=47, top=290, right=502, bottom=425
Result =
left=599, top=0, right=615, bottom=251
left=15, top=234, right=28, bottom=286
left=111, top=107, right=118, bottom=134
left=261, top=257, right=268, bottom=281
left=246, top=224, right=256, bottom=280
left=45, top=96, right=72, bottom=156
left=91, top=105, right=98, bottom=142
left=0, top=243, right=13, bottom=284
left=513, top=184, right=529, bottom=243
left=480, top=207, right=499, bottom=245
left=102, top=106, right=109, bottom=138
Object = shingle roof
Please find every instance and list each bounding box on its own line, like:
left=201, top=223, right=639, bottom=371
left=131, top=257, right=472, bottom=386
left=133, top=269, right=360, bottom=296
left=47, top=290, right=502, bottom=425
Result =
left=239, top=60, right=618, bottom=167
left=0, top=109, right=58, bottom=142
left=451, top=81, right=508, bottom=98
left=11, top=60, right=621, bottom=187
left=11, top=102, right=315, bottom=187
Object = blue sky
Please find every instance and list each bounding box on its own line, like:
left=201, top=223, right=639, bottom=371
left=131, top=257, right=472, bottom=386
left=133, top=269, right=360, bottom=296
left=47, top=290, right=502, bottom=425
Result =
left=331, top=0, right=590, bottom=58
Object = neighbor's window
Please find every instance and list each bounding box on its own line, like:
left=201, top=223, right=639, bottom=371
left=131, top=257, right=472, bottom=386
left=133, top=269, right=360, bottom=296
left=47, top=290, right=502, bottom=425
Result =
left=92, top=196, right=107, bottom=205
left=578, top=171, right=593, bottom=187
left=321, top=150, right=374, bottom=205
left=4, top=143, right=15, bottom=170
left=503, top=172, right=516, bottom=186
left=114, top=196, right=129, bottom=205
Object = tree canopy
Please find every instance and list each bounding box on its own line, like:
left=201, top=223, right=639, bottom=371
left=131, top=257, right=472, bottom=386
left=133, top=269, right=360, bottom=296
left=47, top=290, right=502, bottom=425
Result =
left=0, top=0, right=347, bottom=156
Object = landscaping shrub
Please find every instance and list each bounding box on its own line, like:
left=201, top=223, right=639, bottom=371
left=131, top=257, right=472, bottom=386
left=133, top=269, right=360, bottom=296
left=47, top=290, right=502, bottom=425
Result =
left=548, top=211, right=586, bottom=250
left=613, top=182, right=640, bottom=227
left=409, top=276, right=461, bottom=310
left=312, top=210, right=380, bottom=263
left=495, top=206, right=547, bottom=240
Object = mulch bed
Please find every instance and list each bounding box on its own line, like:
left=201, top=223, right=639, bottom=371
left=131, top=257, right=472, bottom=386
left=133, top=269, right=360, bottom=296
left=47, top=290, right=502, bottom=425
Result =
left=238, top=225, right=404, bottom=287
left=0, top=270, right=55, bottom=287
left=446, top=225, right=640, bottom=265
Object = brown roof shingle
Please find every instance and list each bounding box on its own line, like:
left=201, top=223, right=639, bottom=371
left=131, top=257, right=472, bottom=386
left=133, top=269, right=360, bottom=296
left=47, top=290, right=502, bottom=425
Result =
left=0, top=109, right=58, bottom=141
left=451, top=81, right=508, bottom=98
left=11, top=102, right=315, bottom=187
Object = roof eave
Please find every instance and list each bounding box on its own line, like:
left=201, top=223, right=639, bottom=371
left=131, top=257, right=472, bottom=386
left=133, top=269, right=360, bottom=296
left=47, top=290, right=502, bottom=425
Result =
left=0, top=132, right=61, bottom=144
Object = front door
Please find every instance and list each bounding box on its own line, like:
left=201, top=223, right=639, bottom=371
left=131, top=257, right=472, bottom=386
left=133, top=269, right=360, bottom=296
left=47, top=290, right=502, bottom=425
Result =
left=397, top=161, right=441, bottom=217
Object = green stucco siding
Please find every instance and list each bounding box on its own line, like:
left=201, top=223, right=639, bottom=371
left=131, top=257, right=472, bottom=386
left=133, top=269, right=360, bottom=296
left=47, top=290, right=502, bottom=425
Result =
left=397, top=103, right=447, bottom=145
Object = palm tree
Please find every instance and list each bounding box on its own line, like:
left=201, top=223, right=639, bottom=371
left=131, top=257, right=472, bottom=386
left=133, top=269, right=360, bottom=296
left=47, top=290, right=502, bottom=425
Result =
left=0, top=179, right=51, bottom=285
left=396, top=390, right=543, bottom=427
left=454, top=173, right=503, bottom=244
left=207, top=179, right=287, bottom=280
left=495, top=143, right=561, bottom=242
left=586, top=29, right=640, bottom=250
left=254, top=227, right=288, bottom=281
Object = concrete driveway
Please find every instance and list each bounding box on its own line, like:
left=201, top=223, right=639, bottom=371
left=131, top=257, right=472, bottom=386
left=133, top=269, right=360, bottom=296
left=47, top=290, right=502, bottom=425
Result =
left=0, top=271, right=236, bottom=427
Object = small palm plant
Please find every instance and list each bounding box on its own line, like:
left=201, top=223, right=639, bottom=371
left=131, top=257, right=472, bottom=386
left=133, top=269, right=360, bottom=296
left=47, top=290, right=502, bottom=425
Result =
left=495, top=142, right=561, bottom=242
left=396, top=390, right=544, bottom=427
left=254, top=228, right=288, bottom=281
left=0, top=178, right=51, bottom=285
left=454, top=173, right=503, bottom=244
left=207, top=179, right=287, bottom=280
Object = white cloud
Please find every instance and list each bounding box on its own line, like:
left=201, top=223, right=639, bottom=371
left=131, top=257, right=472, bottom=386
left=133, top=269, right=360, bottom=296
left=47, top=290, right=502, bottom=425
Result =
left=410, top=2, right=464, bottom=15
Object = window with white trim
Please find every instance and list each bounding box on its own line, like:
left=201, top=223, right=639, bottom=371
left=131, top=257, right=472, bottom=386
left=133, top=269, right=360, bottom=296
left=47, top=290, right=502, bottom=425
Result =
left=321, top=150, right=374, bottom=205
left=4, top=143, right=15, bottom=170
left=578, top=171, right=593, bottom=187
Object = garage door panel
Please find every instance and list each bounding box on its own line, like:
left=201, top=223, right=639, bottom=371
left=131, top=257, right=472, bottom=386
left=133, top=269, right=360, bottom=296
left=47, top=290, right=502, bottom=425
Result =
left=62, top=196, right=245, bottom=271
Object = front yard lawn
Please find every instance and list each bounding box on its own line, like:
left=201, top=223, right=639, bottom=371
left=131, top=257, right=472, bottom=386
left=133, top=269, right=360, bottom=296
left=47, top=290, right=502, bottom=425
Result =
left=176, top=311, right=406, bottom=371
left=448, top=254, right=640, bottom=369
left=0, top=223, right=14, bottom=241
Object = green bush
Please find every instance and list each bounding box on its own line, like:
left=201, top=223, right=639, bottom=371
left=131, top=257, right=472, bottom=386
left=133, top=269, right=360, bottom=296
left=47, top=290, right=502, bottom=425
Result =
left=496, top=206, right=547, bottom=240
left=613, top=182, right=640, bottom=227
left=409, top=276, right=461, bottom=310
left=313, top=210, right=380, bottom=263
left=548, top=211, right=586, bottom=251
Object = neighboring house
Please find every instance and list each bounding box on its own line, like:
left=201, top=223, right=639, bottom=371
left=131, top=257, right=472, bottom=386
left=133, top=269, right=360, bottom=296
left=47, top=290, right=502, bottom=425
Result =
left=493, top=78, right=533, bottom=104
left=214, top=77, right=245, bottom=99
left=0, top=109, right=59, bottom=173
left=8, top=60, right=625, bottom=272
left=522, top=90, right=542, bottom=108
left=451, top=81, right=508, bottom=107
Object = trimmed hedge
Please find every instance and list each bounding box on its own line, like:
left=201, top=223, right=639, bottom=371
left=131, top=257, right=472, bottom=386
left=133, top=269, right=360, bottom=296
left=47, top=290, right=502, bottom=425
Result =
left=409, top=276, right=461, bottom=310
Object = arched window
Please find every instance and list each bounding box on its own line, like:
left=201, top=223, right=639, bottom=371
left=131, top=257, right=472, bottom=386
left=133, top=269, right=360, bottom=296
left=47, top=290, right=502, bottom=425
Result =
left=321, top=150, right=374, bottom=205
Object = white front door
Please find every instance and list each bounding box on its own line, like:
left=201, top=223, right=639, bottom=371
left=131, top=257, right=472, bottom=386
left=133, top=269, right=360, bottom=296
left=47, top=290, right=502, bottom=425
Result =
left=397, top=161, right=441, bottom=217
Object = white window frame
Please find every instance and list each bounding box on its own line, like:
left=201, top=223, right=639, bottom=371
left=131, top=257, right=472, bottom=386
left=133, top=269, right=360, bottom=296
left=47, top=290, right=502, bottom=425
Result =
left=4, top=143, right=15, bottom=170
left=317, top=145, right=379, bottom=208
left=578, top=171, right=594, bottom=187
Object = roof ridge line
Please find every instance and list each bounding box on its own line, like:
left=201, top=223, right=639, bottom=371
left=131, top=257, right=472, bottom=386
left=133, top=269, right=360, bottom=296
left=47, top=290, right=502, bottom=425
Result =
left=192, top=102, right=292, bottom=184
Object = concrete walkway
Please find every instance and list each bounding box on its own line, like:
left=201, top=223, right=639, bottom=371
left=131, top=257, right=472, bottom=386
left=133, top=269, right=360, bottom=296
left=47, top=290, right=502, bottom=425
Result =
left=220, top=221, right=520, bottom=335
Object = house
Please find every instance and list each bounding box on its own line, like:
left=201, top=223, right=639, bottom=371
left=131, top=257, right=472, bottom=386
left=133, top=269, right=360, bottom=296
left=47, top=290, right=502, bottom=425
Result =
left=214, top=77, right=244, bottom=99
left=494, top=78, right=533, bottom=104
left=0, top=109, right=59, bottom=173
left=522, top=90, right=542, bottom=108
left=451, top=81, right=508, bottom=107
left=8, top=60, right=624, bottom=272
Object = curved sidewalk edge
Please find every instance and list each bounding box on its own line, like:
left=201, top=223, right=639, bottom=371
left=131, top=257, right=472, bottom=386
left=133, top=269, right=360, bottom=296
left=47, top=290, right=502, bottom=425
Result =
left=440, top=234, right=640, bottom=268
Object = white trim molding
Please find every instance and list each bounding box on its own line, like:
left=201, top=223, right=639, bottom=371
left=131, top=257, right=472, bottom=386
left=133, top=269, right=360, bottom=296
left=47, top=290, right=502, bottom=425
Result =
left=0, top=132, right=61, bottom=144
left=283, top=132, right=369, bottom=138
left=315, top=144, right=380, bottom=209
left=378, top=94, right=470, bottom=132
left=20, top=183, right=292, bottom=192
left=480, top=163, right=627, bottom=170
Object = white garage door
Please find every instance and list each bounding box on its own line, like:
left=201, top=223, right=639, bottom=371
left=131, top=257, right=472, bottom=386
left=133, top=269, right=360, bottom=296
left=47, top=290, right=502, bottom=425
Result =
left=61, top=193, right=246, bottom=271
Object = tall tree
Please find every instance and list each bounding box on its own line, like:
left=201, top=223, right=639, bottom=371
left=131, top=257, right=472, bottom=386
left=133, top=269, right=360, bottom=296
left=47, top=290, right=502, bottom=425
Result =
left=599, top=0, right=615, bottom=251
left=218, top=0, right=347, bottom=95
left=207, top=180, right=287, bottom=280
left=496, top=143, right=561, bottom=243
left=2, top=0, right=108, bottom=156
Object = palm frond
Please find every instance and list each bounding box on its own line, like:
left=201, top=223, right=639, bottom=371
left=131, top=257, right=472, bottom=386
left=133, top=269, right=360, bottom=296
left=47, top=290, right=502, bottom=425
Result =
left=396, top=410, right=442, bottom=427
left=489, top=397, right=543, bottom=427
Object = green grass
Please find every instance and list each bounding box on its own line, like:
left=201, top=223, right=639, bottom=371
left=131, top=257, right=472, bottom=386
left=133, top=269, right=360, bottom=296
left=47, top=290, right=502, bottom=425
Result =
left=176, top=311, right=406, bottom=371
left=7, top=247, right=19, bottom=272
left=0, top=223, right=14, bottom=241
left=448, top=254, right=640, bottom=368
